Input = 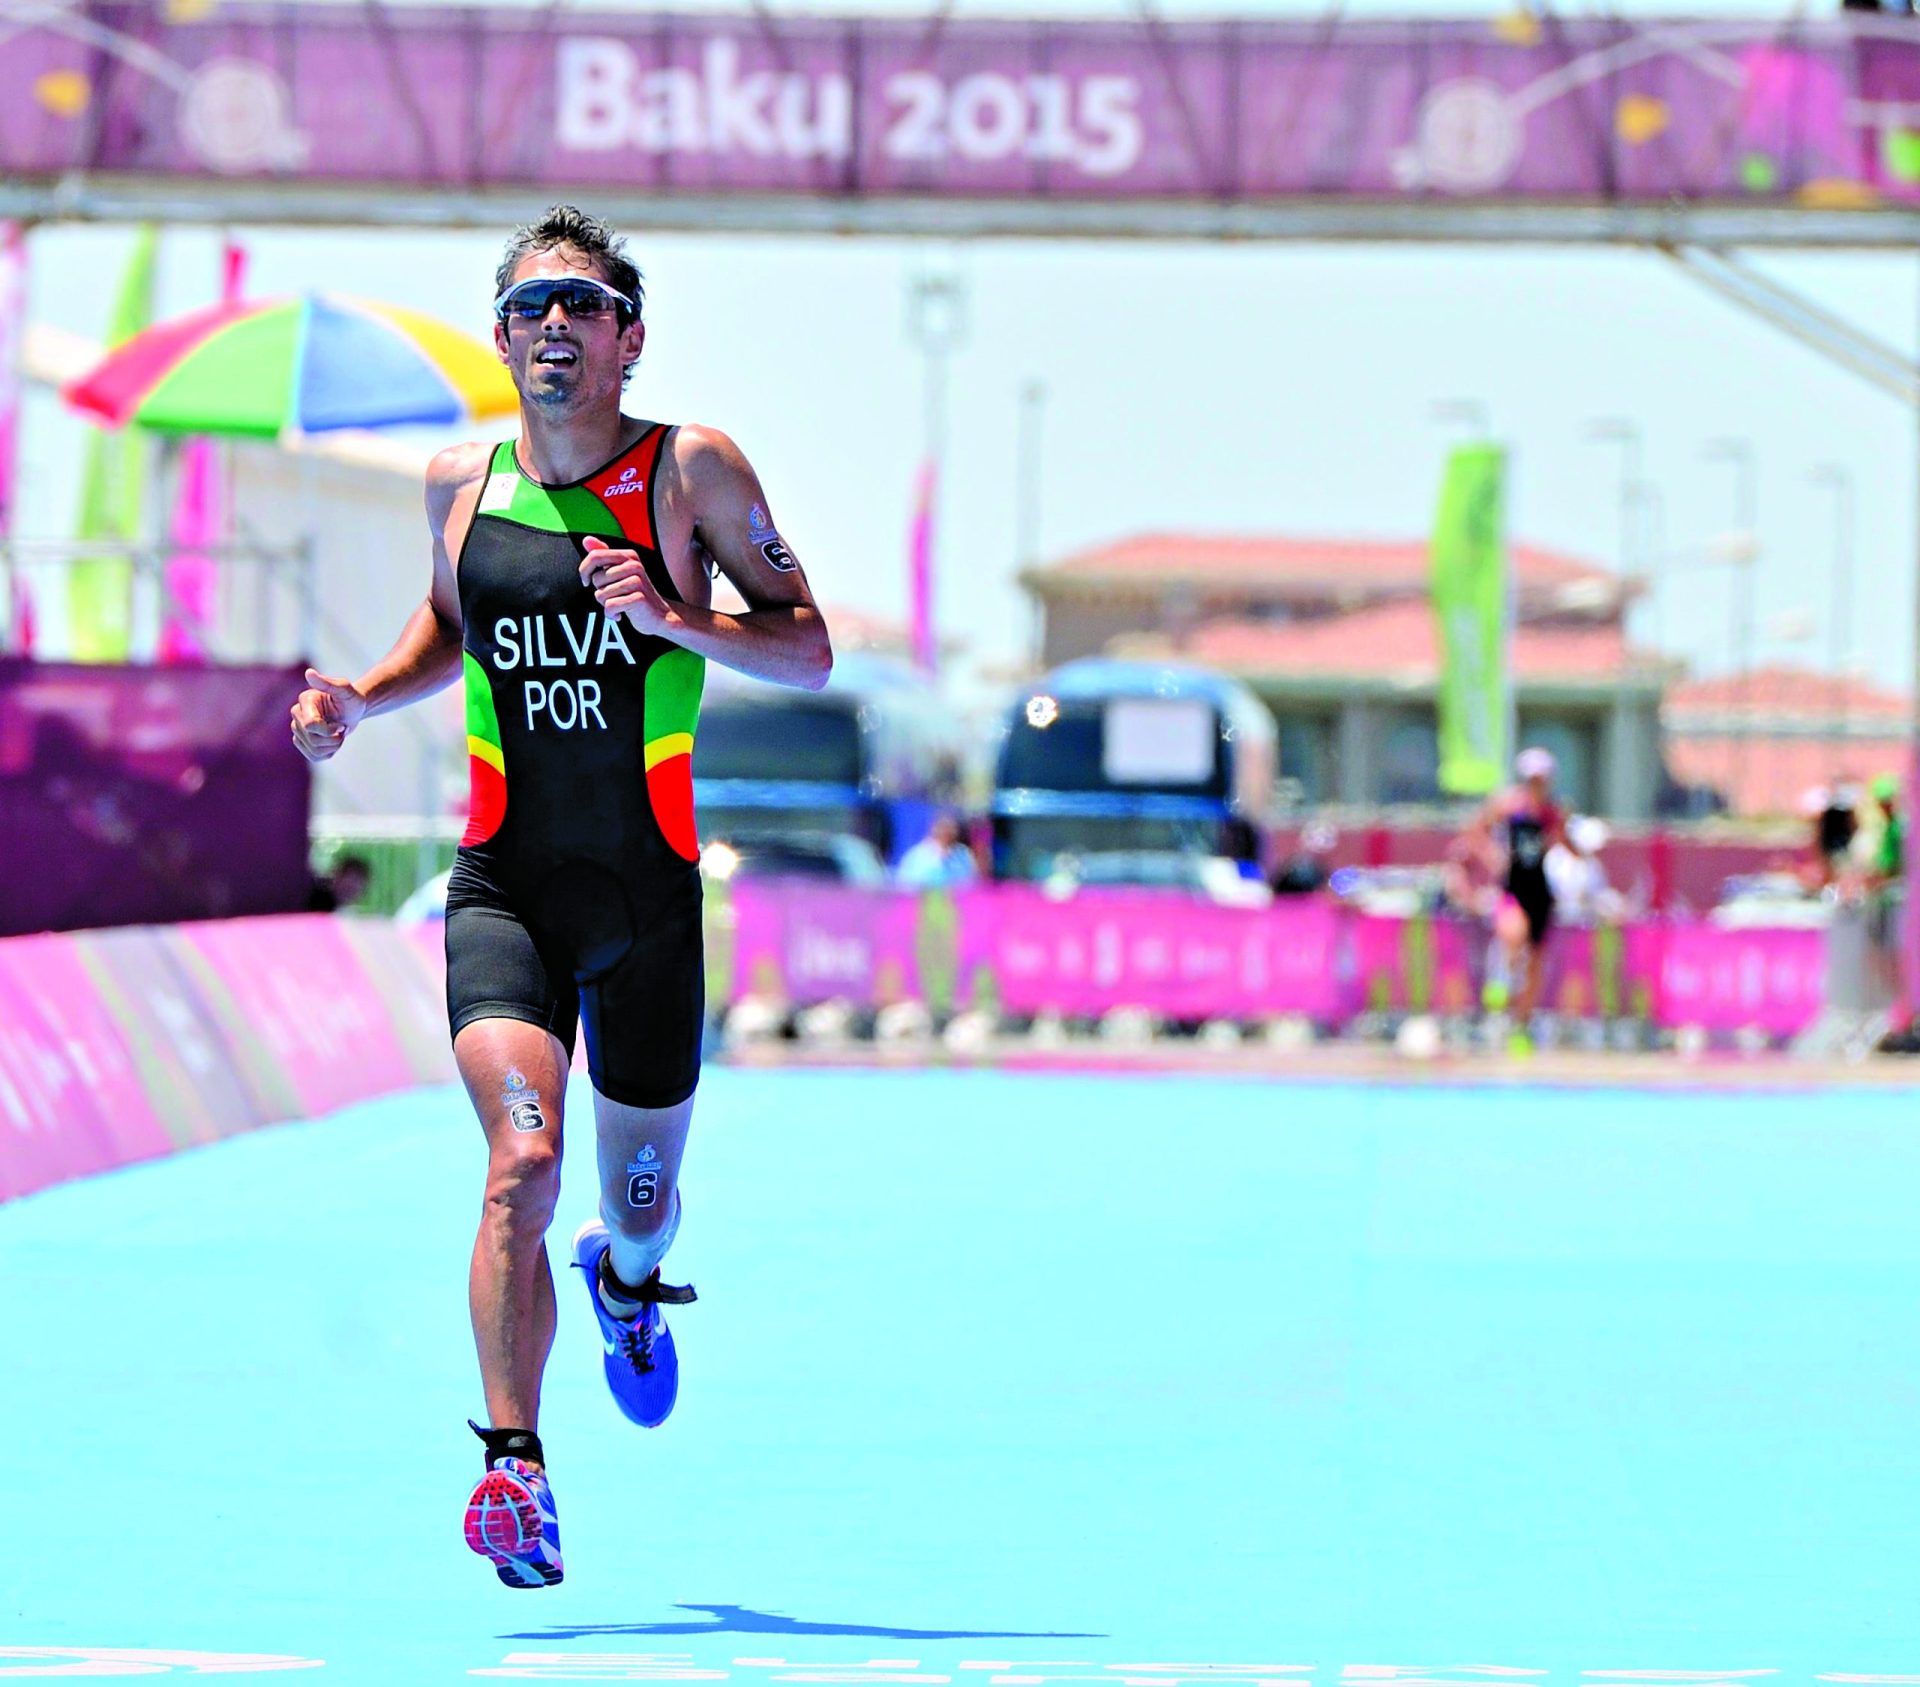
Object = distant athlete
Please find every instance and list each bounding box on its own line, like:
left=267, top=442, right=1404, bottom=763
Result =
left=290, top=205, right=831, bottom=1587
left=1459, top=746, right=1574, bottom=1054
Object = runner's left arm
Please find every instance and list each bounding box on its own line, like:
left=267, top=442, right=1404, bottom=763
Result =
left=583, top=425, right=832, bottom=691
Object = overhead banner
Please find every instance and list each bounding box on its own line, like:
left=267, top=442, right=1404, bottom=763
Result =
left=3, top=11, right=1920, bottom=210
left=1430, top=443, right=1509, bottom=798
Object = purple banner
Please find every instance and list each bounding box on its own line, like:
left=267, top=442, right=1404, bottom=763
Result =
left=0, top=660, right=312, bottom=938
left=4, top=9, right=1920, bottom=209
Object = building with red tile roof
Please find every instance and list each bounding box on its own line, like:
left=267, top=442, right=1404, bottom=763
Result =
left=1664, top=666, right=1909, bottom=818
left=1021, top=531, right=1665, bottom=817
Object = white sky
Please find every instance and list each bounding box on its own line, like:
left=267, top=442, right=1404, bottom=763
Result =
left=13, top=0, right=1920, bottom=695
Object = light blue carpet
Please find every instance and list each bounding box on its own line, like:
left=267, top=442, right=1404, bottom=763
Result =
left=4, top=1068, right=1919, bottom=1681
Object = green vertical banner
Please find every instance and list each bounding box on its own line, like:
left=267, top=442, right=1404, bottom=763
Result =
left=1431, top=441, right=1510, bottom=796
left=70, top=225, right=157, bottom=662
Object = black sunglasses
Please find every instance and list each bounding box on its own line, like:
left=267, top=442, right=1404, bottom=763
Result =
left=493, top=275, right=638, bottom=326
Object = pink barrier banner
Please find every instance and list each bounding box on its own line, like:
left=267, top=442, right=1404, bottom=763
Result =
left=1644, top=922, right=1827, bottom=1036
left=173, top=917, right=428, bottom=1119
left=4, top=11, right=1920, bottom=211
left=716, top=881, right=923, bottom=1009
left=0, top=895, right=1838, bottom=1207
left=715, top=885, right=1827, bottom=1045
left=0, top=937, right=164, bottom=1172
left=1343, top=913, right=1479, bottom=1019
left=0, top=959, right=123, bottom=1204
left=0, top=916, right=451, bottom=1206
left=980, top=885, right=1346, bottom=1020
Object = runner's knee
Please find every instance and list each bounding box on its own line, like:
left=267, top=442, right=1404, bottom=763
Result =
left=485, top=1138, right=561, bottom=1242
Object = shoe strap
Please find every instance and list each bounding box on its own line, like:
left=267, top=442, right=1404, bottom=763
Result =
left=602, top=1259, right=698, bottom=1307
left=641, top=1273, right=697, bottom=1306
left=470, top=1419, right=545, bottom=1470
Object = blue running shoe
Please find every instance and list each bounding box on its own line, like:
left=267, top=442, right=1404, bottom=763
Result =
left=571, top=1218, right=696, bottom=1428
left=464, top=1455, right=563, bottom=1589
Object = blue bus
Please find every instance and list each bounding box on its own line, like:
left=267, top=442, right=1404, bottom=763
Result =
left=989, top=659, right=1276, bottom=881
left=692, top=652, right=963, bottom=866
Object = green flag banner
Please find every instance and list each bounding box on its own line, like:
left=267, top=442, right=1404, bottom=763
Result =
left=1430, top=442, right=1509, bottom=796
left=70, top=225, right=157, bottom=662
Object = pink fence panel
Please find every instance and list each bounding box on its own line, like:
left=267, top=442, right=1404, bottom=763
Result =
left=718, top=880, right=923, bottom=1008
left=0, top=964, right=124, bottom=1203
left=704, top=885, right=1829, bottom=1038
left=1, top=916, right=451, bottom=1205
left=980, top=886, right=1345, bottom=1020
left=172, top=917, right=425, bottom=1118
left=0, top=895, right=1839, bottom=1208
left=1342, top=914, right=1479, bottom=1019
left=75, top=927, right=269, bottom=1148
left=0, top=935, right=175, bottom=1182
left=335, top=919, right=457, bottom=1087
left=1647, top=923, right=1828, bottom=1036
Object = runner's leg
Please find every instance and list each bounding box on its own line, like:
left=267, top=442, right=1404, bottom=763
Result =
left=592, top=1090, right=696, bottom=1289
left=458, top=1018, right=572, bottom=1436
left=1514, top=906, right=1554, bottom=1029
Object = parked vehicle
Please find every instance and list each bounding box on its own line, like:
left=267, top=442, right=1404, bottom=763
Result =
left=694, top=652, right=963, bottom=865
left=990, top=659, right=1275, bottom=881
left=699, top=833, right=890, bottom=887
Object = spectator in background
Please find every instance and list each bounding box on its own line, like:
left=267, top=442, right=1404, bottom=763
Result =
left=1863, top=774, right=1906, bottom=991
left=332, top=854, right=373, bottom=909
left=1799, top=783, right=1861, bottom=891
left=306, top=851, right=373, bottom=913
left=897, top=813, right=978, bottom=891
left=1270, top=821, right=1336, bottom=896
left=1867, top=774, right=1905, bottom=892
left=1822, top=784, right=1862, bottom=866
left=1546, top=816, right=1624, bottom=925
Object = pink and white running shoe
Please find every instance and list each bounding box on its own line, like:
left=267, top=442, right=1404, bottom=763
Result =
left=464, top=1456, right=563, bottom=1589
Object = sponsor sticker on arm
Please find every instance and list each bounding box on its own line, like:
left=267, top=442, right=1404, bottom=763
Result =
left=746, top=503, right=800, bottom=571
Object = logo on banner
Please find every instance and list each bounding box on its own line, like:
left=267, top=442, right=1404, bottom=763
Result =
left=178, top=57, right=311, bottom=174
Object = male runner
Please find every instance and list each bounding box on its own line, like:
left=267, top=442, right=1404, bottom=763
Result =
left=290, top=205, right=831, bottom=1588
left=1459, top=746, right=1574, bottom=1054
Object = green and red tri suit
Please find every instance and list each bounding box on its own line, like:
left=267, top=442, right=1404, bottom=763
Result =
left=444, top=423, right=707, bottom=1108
left=459, top=424, right=703, bottom=863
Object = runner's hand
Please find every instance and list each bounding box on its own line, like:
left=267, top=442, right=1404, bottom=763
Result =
left=581, top=535, right=671, bottom=636
left=290, top=668, right=368, bottom=763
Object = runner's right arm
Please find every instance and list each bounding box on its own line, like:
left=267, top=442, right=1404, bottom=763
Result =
left=290, top=443, right=484, bottom=763
left=1458, top=793, right=1504, bottom=880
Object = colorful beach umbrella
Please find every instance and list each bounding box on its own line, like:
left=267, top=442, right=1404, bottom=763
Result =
left=64, top=293, right=518, bottom=438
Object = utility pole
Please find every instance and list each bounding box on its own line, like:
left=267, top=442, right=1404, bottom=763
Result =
left=1704, top=437, right=1758, bottom=813
left=905, top=266, right=967, bottom=677
left=1583, top=417, right=1651, bottom=816
left=1812, top=463, right=1855, bottom=752
left=1016, top=378, right=1048, bottom=666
